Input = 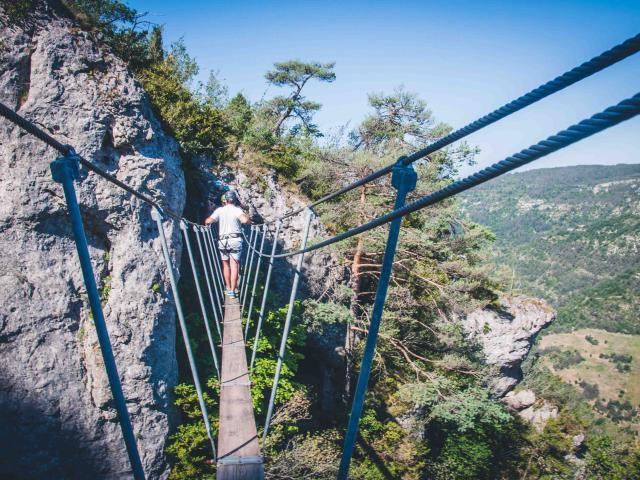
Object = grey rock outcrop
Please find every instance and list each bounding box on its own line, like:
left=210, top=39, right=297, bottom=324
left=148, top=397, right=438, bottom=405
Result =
left=503, top=389, right=536, bottom=411
left=235, top=169, right=344, bottom=298
left=519, top=402, right=559, bottom=431
left=462, top=296, right=555, bottom=397
left=502, top=389, right=559, bottom=431
left=1, top=5, right=184, bottom=479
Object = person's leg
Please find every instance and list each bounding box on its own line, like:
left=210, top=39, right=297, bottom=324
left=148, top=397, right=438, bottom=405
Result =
left=222, top=259, right=231, bottom=291
left=229, top=257, right=240, bottom=292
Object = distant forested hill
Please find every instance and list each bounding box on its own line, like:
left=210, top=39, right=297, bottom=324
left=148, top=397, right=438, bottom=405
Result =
left=461, top=164, right=640, bottom=334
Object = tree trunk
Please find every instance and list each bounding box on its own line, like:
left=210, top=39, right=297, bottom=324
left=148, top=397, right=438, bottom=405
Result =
left=272, top=103, right=295, bottom=136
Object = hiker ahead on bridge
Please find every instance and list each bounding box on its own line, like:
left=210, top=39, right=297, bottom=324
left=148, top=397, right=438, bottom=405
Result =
left=205, top=190, right=251, bottom=298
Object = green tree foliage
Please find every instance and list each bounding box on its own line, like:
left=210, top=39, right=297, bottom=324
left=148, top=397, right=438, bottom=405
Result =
left=224, top=93, right=252, bottom=139
left=3, top=0, right=34, bottom=20
left=63, top=0, right=153, bottom=70
left=138, top=39, right=228, bottom=157
left=264, top=60, right=336, bottom=136
left=246, top=303, right=307, bottom=417
left=166, top=379, right=219, bottom=480
left=147, top=25, right=164, bottom=64
left=271, top=88, right=524, bottom=479
left=585, top=435, right=640, bottom=480
left=231, top=60, right=336, bottom=177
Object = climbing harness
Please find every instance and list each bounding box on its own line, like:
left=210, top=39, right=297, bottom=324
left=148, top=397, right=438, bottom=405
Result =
left=218, top=233, right=243, bottom=259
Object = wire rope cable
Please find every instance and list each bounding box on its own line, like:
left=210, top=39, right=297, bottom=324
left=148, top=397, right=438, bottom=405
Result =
left=1, top=34, right=637, bottom=231
left=246, top=32, right=640, bottom=226
left=239, top=93, right=640, bottom=259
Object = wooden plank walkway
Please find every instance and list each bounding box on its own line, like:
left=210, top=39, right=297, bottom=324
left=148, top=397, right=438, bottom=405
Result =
left=217, top=297, right=264, bottom=479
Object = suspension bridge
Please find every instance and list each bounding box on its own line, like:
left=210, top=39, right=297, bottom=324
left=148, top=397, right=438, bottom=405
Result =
left=1, top=33, right=638, bottom=480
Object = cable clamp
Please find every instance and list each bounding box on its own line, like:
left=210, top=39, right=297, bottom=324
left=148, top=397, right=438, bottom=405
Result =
left=50, top=150, right=80, bottom=183
left=391, top=156, right=418, bottom=192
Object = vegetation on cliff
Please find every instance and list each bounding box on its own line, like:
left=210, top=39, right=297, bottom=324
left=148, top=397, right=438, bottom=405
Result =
left=12, top=1, right=639, bottom=478
left=461, top=164, right=640, bottom=335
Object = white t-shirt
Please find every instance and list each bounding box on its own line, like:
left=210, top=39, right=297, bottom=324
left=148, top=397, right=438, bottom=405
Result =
left=209, top=204, right=245, bottom=236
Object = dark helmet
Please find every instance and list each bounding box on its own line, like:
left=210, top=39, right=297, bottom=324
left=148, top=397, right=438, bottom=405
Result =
left=223, top=190, right=239, bottom=204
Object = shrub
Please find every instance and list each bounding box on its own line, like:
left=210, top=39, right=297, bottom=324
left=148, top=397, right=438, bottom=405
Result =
left=585, top=335, right=599, bottom=345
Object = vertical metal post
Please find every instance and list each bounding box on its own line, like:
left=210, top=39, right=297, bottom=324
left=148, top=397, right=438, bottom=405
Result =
left=180, top=222, right=220, bottom=380
left=205, top=226, right=226, bottom=296
left=193, top=226, right=222, bottom=338
left=239, top=225, right=255, bottom=301
left=249, top=220, right=282, bottom=371
left=152, top=209, right=217, bottom=459
left=50, top=153, right=146, bottom=480
left=202, top=226, right=224, bottom=312
left=241, top=226, right=260, bottom=316
left=244, top=225, right=268, bottom=339
left=337, top=160, right=417, bottom=479
left=209, top=225, right=225, bottom=288
left=263, top=210, right=314, bottom=440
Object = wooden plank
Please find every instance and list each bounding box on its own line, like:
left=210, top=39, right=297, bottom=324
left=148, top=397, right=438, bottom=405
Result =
left=217, top=297, right=264, bottom=479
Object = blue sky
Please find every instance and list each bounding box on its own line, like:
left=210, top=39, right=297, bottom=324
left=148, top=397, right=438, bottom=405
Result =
left=129, top=0, right=639, bottom=175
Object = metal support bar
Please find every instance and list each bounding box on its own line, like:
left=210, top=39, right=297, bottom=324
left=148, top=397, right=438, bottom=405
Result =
left=193, top=226, right=223, bottom=338
left=241, top=226, right=260, bottom=316
left=153, top=209, right=217, bottom=459
left=244, top=225, right=268, bottom=339
left=202, top=226, right=224, bottom=315
left=205, top=226, right=226, bottom=297
left=337, top=160, right=417, bottom=479
left=209, top=225, right=226, bottom=288
left=50, top=153, right=146, bottom=480
left=181, top=222, right=220, bottom=379
left=239, top=225, right=255, bottom=302
left=263, top=209, right=314, bottom=440
left=250, top=220, right=282, bottom=371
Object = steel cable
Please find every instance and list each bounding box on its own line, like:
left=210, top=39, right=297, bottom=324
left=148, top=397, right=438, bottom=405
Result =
left=1, top=33, right=637, bottom=230
left=249, top=32, right=640, bottom=226
left=240, top=93, right=640, bottom=259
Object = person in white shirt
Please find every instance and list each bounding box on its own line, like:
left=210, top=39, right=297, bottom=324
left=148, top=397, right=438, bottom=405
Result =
left=204, top=191, right=251, bottom=298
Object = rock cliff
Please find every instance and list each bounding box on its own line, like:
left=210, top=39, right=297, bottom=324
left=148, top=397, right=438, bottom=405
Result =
left=0, top=4, right=184, bottom=479
left=186, top=157, right=345, bottom=299
left=462, top=296, right=556, bottom=397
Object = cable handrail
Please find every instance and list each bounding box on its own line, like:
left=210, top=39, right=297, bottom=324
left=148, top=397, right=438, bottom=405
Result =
left=249, top=32, right=640, bottom=227
left=2, top=33, right=637, bottom=232
left=1, top=31, right=637, bottom=480
left=239, top=93, right=640, bottom=259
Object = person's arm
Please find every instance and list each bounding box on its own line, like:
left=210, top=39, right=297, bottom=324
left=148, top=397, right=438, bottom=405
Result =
left=239, top=212, right=251, bottom=225
left=204, top=209, right=220, bottom=225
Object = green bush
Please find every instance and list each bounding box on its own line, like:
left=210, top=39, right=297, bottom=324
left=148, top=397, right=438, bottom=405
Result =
left=166, top=379, right=219, bottom=480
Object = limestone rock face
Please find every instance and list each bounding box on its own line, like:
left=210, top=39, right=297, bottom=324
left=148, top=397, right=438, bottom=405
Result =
left=519, top=402, right=559, bottom=431
left=0, top=5, right=184, bottom=479
left=503, top=389, right=536, bottom=411
left=501, top=389, right=559, bottom=431
left=234, top=168, right=345, bottom=299
left=462, top=296, right=556, bottom=396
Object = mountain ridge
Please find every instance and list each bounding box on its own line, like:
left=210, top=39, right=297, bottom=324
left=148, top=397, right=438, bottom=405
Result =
left=461, top=163, right=640, bottom=334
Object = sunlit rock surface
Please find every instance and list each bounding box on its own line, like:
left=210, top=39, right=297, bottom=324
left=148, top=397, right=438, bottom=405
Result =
left=463, top=296, right=556, bottom=397
left=0, top=4, right=184, bottom=478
